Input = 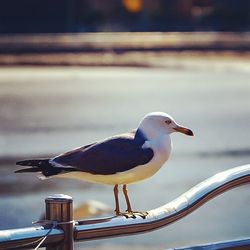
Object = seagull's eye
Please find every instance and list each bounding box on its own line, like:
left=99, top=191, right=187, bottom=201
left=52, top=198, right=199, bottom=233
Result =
left=165, top=120, right=171, bottom=125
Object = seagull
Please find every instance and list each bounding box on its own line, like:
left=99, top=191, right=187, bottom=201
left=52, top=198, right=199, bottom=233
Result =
left=15, top=112, right=194, bottom=218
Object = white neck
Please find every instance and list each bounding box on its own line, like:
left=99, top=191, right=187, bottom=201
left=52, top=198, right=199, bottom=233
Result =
left=138, top=119, right=172, bottom=161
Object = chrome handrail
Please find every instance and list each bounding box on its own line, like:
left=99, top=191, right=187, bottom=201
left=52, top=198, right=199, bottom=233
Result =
left=0, top=164, right=249, bottom=249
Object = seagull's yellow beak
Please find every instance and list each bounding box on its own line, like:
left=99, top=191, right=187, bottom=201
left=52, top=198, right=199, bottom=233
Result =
left=174, top=126, right=194, bottom=136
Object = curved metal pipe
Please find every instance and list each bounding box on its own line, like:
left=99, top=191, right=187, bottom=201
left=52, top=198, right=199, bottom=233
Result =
left=75, top=164, right=250, bottom=241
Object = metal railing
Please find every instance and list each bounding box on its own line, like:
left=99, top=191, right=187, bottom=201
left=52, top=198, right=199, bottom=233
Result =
left=0, top=164, right=250, bottom=249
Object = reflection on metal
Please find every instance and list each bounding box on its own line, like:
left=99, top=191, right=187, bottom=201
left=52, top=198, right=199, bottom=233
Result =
left=168, top=237, right=250, bottom=250
left=0, top=164, right=249, bottom=249
left=0, top=226, right=64, bottom=249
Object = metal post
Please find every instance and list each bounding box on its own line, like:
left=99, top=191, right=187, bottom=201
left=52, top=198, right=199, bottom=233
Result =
left=45, top=194, right=74, bottom=250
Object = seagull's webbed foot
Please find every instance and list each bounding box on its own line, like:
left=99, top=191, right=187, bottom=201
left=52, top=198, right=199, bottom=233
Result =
left=135, top=211, right=148, bottom=219
left=116, top=211, right=148, bottom=219
left=127, top=211, right=148, bottom=219
left=117, top=211, right=136, bottom=219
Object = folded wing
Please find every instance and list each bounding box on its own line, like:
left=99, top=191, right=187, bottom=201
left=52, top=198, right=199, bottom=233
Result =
left=52, top=134, right=154, bottom=175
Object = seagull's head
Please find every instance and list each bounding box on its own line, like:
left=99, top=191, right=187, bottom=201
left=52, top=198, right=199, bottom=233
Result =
left=139, top=112, right=194, bottom=138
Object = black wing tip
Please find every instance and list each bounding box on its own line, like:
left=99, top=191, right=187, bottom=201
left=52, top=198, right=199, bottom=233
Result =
left=16, top=159, right=49, bottom=166
left=14, top=169, right=24, bottom=173
left=16, top=160, right=30, bottom=166
left=14, top=167, right=40, bottom=173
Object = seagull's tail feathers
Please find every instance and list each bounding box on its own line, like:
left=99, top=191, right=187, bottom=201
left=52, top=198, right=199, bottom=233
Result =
left=15, top=159, right=56, bottom=178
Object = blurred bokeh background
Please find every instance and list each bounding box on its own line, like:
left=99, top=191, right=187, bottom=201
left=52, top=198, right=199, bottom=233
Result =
left=0, top=1, right=250, bottom=250
left=0, top=0, right=250, bottom=33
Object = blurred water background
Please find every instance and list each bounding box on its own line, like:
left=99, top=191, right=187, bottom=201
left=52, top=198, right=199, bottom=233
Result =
left=0, top=0, right=250, bottom=249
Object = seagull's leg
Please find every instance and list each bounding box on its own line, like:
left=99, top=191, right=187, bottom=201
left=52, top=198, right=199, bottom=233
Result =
left=122, top=184, right=148, bottom=219
left=113, top=184, right=120, bottom=216
left=122, top=184, right=133, bottom=213
left=122, top=184, right=135, bottom=218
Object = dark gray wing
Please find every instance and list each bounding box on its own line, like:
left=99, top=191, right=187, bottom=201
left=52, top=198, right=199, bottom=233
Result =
left=52, top=133, right=154, bottom=175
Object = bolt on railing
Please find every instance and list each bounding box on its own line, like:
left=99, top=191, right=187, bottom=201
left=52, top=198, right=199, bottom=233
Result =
left=0, top=164, right=249, bottom=249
